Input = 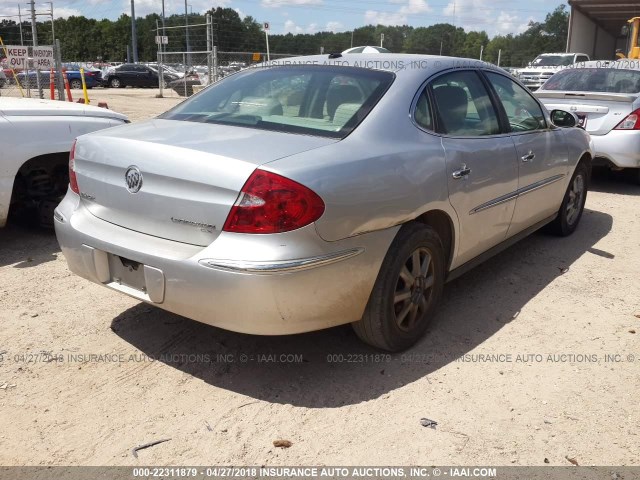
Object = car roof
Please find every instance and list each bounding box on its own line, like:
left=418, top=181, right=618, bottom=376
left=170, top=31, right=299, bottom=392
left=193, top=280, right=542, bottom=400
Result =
left=265, top=53, right=507, bottom=82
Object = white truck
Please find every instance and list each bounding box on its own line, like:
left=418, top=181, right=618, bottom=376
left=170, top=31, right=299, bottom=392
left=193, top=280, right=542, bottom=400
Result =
left=517, top=52, right=591, bottom=90
left=0, top=98, right=128, bottom=227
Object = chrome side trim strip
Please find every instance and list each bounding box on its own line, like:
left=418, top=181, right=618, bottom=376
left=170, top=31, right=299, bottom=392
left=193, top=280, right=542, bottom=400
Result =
left=470, top=174, right=566, bottom=215
left=517, top=174, right=565, bottom=197
left=199, top=248, right=365, bottom=274
left=470, top=191, right=519, bottom=215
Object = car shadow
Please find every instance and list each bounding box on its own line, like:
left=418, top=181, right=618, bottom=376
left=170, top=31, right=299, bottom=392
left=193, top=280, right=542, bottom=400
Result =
left=112, top=208, right=612, bottom=408
left=0, top=224, right=59, bottom=268
left=590, top=167, right=640, bottom=196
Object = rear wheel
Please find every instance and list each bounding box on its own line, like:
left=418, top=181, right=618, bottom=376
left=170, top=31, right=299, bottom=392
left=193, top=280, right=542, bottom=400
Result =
left=70, top=79, right=82, bottom=89
left=352, top=223, right=445, bottom=352
left=549, top=162, right=589, bottom=236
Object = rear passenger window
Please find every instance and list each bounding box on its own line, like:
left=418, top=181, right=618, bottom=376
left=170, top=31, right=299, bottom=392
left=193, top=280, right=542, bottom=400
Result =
left=485, top=72, right=546, bottom=132
left=429, top=70, right=500, bottom=136
left=414, top=89, right=433, bottom=131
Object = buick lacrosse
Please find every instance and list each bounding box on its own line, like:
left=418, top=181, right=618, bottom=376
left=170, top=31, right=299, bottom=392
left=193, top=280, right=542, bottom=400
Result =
left=55, top=54, right=591, bottom=351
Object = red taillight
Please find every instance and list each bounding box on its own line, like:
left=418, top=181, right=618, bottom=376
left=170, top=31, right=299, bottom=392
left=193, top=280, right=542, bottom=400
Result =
left=69, top=140, right=79, bottom=194
left=614, top=108, right=640, bottom=130
left=223, top=169, right=325, bottom=234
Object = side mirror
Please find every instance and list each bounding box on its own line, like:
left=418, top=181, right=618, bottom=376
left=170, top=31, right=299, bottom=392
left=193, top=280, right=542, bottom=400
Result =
left=550, top=109, right=579, bottom=128
left=621, top=25, right=629, bottom=36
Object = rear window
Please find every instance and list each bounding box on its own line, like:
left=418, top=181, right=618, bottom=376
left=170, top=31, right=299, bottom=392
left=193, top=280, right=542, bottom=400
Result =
left=532, top=55, right=575, bottom=67
left=160, top=65, right=394, bottom=138
left=542, top=68, right=640, bottom=93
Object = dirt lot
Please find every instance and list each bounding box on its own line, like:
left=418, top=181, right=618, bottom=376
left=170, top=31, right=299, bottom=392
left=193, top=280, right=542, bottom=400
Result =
left=0, top=91, right=639, bottom=466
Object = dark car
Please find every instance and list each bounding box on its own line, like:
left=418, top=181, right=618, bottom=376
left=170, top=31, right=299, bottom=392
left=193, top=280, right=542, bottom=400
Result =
left=104, top=63, right=177, bottom=88
left=16, top=69, right=102, bottom=89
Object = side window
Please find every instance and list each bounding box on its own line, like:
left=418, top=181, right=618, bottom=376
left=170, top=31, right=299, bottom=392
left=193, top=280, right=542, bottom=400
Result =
left=414, top=88, right=433, bottom=131
left=429, top=70, right=500, bottom=136
left=577, top=55, right=589, bottom=64
left=485, top=71, right=546, bottom=132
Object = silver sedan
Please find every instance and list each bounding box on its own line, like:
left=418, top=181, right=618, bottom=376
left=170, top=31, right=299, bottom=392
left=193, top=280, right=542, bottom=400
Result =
left=55, top=54, right=592, bottom=351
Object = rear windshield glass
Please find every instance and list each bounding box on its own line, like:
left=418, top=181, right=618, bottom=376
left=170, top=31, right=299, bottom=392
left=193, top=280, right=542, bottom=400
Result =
left=160, top=65, right=395, bottom=138
left=531, top=55, right=575, bottom=67
left=542, top=68, right=640, bottom=93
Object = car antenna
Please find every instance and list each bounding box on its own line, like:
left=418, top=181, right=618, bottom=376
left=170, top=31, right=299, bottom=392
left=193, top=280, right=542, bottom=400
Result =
left=328, top=52, right=342, bottom=59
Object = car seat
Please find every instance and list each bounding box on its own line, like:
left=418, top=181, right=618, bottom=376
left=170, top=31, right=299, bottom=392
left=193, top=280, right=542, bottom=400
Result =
left=326, top=85, right=363, bottom=120
left=433, top=85, right=468, bottom=135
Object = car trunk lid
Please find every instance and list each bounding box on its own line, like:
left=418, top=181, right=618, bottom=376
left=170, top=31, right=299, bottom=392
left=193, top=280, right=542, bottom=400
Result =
left=74, top=119, right=337, bottom=246
left=536, top=91, right=639, bottom=135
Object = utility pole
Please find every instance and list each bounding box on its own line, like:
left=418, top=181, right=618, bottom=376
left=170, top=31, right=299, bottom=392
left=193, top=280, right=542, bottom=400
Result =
left=47, top=2, right=54, bottom=44
left=29, top=0, right=43, bottom=98
left=161, top=0, right=166, bottom=58
left=184, top=0, right=190, bottom=67
left=18, top=5, right=24, bottom=45
left=350, top=30, right=354, bottom=48
left=380, top=33, right=384, bottom=48
left=130, top=0, right=138, bottom=63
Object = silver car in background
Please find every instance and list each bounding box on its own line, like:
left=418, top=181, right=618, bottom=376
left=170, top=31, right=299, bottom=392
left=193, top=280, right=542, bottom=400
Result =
left=55, top=54, right=592, bottom=351
left=536, top=60, right=640, bottom=184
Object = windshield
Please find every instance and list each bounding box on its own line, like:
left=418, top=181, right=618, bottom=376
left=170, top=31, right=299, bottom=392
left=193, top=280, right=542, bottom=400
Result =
left=542, top=68, right=640, bottom=93
left=531, top=55, right=574, bottom=67
left=160, top=65, right=395, bottom=138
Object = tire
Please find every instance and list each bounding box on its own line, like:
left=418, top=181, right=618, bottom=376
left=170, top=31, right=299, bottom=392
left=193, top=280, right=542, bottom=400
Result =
left=70, top=79, right=82, bottom=89
left=352, top=223, right=445, bottom=352
left=109, top=77, right=122, bottom=88
left=633, top=168, right=640, bottom=186
left=549, top=162, right=589, bottom=236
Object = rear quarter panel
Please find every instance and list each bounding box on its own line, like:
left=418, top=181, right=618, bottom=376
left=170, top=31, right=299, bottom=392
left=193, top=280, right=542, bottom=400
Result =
left=0, top=114, right=124, bottom=226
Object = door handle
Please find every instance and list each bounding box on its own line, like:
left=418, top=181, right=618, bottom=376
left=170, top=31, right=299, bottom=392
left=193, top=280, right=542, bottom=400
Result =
left=521, top=151, right=536, bottom=162
left=452, top=165, right=471, bottom=179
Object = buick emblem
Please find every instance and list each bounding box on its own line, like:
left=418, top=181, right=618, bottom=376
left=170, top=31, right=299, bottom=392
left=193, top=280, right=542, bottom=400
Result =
left=125, top=166, right=143, bottom=193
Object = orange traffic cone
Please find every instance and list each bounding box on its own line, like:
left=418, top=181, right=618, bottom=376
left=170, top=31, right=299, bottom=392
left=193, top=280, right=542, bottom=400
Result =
left=62, top=68, right=73, bottom=102
left=49, top=68, right=55, bottom=100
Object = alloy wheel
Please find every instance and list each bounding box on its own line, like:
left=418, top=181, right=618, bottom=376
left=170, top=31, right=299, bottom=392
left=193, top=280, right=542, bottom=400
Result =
left=566, top=173, right=585, bottom=225
left=393, top=247, right=435, bottom=332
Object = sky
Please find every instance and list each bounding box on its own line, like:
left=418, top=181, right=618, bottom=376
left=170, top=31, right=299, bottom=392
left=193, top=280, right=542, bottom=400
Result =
left=0, top=0, right=567, bottom=38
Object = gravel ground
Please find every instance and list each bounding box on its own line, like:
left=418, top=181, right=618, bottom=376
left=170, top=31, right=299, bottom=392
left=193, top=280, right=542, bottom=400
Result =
left=0, top=91, right=639, bottom=466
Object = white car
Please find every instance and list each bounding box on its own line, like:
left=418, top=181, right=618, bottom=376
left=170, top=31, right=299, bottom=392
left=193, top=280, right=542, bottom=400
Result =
left=0, top=98, right=128, bottom=227
left=536, top=60, right=640, bottom=183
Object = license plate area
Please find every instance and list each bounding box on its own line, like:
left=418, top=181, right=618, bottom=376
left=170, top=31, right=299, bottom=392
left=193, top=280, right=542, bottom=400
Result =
left=108, top=254, right=147, bottom=293
left=576, top=113, right=587, bottom=128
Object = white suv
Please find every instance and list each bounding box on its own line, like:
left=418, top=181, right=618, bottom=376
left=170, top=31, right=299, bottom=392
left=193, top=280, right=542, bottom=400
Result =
left=517, top=53, right=590, bottom=90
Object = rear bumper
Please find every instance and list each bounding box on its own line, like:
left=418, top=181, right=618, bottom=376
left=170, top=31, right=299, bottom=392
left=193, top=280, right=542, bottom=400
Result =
left=54, top=190, right=397, bottom=335
left=591, top=130, right=640, bottom=169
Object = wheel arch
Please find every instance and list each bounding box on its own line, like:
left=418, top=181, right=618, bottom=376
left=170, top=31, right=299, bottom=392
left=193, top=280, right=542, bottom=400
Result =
left=7, top=151, right=70, bottom=219
left=414, top=209, right=456, bottom=272
left=577, top=151, right=593, bottom=183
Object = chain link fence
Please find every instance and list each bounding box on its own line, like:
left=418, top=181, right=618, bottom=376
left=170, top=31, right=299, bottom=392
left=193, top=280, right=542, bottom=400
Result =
left=0, top=42, right=67, bottom=100
left=158, top=51, right=296, bottom=97
left=1, top=44, right=298, bottom=100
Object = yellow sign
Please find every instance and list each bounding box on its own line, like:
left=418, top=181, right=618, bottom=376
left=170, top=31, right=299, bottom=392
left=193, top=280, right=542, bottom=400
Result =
left=252, top=52, right=261, bottom=62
